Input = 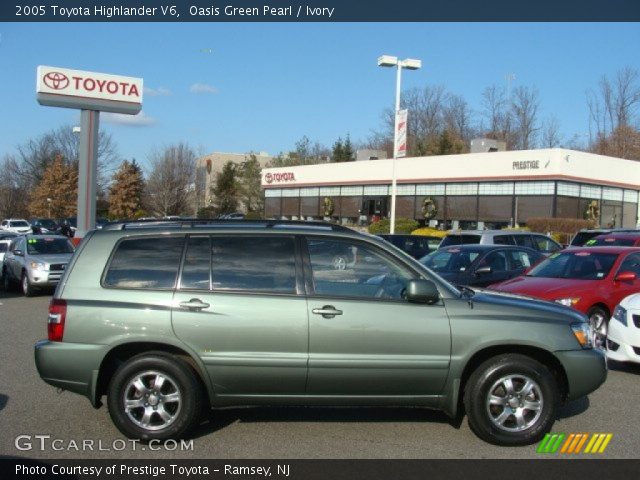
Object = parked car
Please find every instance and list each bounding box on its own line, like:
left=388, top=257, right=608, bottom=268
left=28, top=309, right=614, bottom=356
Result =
left=1, top=218, right=32, bottom=234
left=29, top=218, right=59, bottom=233
left=607, top=294, right=640, bottom=365
left=440, top=230, right=562, bottom=255
left=0, top=239, right=11, bottom=279
left=489, top=247, right=640, bottom=348
left=583, top=232, right=640, bottom=247
left=2, top=234, right=75, bottom=296
left=420, top=245, right=544, bottom=288
left=378, top=234, right=441, bottom=259
left=34, top=220, right=605, bottom=446
left=0, top=232, right=18, bottom=241
left=570, top=228, right=638, bottom=247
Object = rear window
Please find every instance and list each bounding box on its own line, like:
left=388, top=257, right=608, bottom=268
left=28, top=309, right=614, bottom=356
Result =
left=10, top=221, right=29, bottom=227
left=440, top=234, right=481, bottom=247
left=104, top=236, right=185, bottom=289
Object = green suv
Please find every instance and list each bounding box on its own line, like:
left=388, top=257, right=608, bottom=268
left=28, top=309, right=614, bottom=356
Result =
left=34, top=220, right=606, bottom=445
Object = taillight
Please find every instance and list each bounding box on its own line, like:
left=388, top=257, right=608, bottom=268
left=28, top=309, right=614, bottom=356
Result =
left=48, top=299, right=67, bottom=342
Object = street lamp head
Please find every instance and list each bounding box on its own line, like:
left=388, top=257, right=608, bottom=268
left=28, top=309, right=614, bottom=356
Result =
left=377, top=55, right=399, bottom=67
left=401, top=58, right=422, bottom=70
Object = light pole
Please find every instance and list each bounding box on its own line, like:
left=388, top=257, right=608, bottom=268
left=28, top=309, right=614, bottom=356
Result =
left=378, top=55, right=421, bottom=233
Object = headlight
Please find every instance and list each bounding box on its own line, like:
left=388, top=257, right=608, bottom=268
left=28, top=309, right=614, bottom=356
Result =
left=555, top=297, right=581, bottom=307
left=29, top=261, right=48, bottom=271
left=571, top=322, right=593, bottom=348
left=613, top=305, right=628, bottom=327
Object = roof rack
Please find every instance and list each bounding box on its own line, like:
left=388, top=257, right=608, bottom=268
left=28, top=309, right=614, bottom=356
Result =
left=100, top=218, right=355, bottom=233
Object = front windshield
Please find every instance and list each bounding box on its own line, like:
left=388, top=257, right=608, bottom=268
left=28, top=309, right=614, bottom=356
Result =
left=527, top=251, right=617, bottom=280
left=39, top=219, right=58, bottom=230
left=26, top=237, right=74, bottom=255
left=421, top=248, right=482, bottom=273
left=10, top=221, right=29, bottom=228
left=585, top=237, right=636, bottom=247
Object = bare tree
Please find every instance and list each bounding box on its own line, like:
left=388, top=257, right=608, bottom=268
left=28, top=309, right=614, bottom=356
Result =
left=14, top=124, right=119, bottom=190
left=541, top=116, right=562, bottom=148
left=444, top=94, right=475, bottom=147
left=481, top=85, right=514, bottom=148
left=145, top=143, right=196, bottom=217
left=511, top=85, right=540, bottom=150
left=0, top=155, right=30, bottom=218
left=588, top=67, right=640, bottom=159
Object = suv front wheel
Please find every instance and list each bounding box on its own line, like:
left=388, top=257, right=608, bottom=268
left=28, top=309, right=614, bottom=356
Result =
left=107, top=353, right=203, bottom=441
left=463, top=354, right=558, bottom=446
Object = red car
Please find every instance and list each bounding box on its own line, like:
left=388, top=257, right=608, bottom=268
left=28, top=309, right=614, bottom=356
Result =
left=584, top=232, right=640, bottom=247
left=489, top=246, right=640, bottom=347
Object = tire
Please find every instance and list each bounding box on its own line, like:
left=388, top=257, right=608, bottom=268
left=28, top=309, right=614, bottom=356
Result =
left=332, top=255, right=347, bottom=270
left=21, top=272, right=36, bottom=297
left=107, top=353, right=203, bottom=441
left=587, top=306, right=609, bottom=350
left=463, top=354, right=558, bottom=446
left=3, top=269, right=14, bottom=292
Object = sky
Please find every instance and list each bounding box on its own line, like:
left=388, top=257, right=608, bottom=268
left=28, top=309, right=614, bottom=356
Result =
left=1, top=22, right=639, bottom=171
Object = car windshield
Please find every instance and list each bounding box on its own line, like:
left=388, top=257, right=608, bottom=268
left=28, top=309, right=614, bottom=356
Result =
left=26, top=237, right=74, bottom=255
left=440, top=234, right=481, bottom=247
left=420, top=248, right=482, bottom=272
left=585, top=237, right=637, bottom=247
left=526, top=251, right=618, bottom=280
left=38, top=219, right=58, bottom=229
left=10, top=221, right=29, bottom=227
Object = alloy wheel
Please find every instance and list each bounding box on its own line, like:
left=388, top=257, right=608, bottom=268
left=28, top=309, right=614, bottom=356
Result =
left=485, top=374, right=543, bottom=432
left=123, top=371, right=182, bottom=431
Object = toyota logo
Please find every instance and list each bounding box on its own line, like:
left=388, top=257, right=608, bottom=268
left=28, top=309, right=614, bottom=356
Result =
left=265, top=173, right=273, bottom=184
left=43, top=72, right=69, bottom=90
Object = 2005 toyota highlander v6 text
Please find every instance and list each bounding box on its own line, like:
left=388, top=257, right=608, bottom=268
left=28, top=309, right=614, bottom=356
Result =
left=35, top=220, right=607, bottom=446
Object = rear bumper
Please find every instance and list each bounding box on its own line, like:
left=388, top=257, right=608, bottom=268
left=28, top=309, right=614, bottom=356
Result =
left=555, top=348, right=607, bottom=400
left=34, top=340, right=105, bottom=404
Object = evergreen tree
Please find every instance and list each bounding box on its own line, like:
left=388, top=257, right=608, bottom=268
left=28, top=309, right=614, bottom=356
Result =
left=211, top=161, right=239, bottom=215
left=108, top=159, right=145, bottom=219
left=332, top=138, right=344, bottom=162
left=342, top=135, right=354, bottom=162
left=238, top=154, right=264, bottom=216
left=29, top=155, right=78, bottom=218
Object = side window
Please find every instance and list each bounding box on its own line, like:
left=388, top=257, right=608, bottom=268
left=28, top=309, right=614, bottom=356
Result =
left=104, top=236, right=185, bottom=289
left=210, top=236, right=296, bottom=293
left=307, top=238, right=415, bottom=300
left=493, top=235, right=514, bottom=245
left=618, top=253, right=640, bottom=276
left=507, top=249, right=536, bottom=270
left=477, top=250, right=509, bottom=272
left=514, top=235, right=534, bottom=249
left=533, top=235, right=560, bottom=253
left=180, top=236, right=210, bottom=290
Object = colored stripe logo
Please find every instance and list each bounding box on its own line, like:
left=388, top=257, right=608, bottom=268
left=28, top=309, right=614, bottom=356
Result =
left=537, top=433, right=612, bottom=454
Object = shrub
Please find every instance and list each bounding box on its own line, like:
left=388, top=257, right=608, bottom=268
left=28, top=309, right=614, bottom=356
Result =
left=411, top=227, right=448, bottom=238
left=368, top=217, right=419, bottom=235
left=525, top=217, right=595, bottom=235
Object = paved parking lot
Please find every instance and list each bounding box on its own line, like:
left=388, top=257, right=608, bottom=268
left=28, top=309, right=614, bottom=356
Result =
left=1, top=291, right=639, bottom=459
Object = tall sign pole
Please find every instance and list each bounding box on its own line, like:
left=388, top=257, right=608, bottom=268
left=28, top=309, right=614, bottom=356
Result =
left=77, top=110, right=100, bottom=236
left=36, top=66, right=143, bottom=239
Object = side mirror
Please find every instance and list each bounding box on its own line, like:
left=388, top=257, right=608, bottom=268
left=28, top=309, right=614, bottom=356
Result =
left=475, top=265, right=492, bottom=275
left=615, top=271, right=637, bottom=282
left=12, top=249, right=23, bottom=257
left=405, top=279, right=440, bottom=305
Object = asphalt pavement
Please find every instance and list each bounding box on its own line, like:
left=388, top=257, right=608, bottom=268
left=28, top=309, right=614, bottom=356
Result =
left=1, top=291, right=639, bottom=459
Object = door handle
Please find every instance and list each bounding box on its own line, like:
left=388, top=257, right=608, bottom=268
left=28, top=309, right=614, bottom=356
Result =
left=312, top=305, right=343, bottom=318
left=179, top=298, right=210, bottom=311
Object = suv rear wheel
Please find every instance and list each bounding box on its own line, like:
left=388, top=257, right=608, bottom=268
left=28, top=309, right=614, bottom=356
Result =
left=464, top=354, right=558, bottom=446
left=107, top=353, right=203, bottom=441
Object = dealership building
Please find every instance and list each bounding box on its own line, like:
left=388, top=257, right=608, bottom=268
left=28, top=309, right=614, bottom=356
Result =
left=261, top=148, right=640, bottom=229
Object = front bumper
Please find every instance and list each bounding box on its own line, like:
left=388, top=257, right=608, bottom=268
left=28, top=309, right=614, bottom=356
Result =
left=34, top=340, right=105, bottom=404
left=28, top=269, right=64, bottom=287
left=555, top=348, right=607, bottom=400
left=607, top=315, right=640, bottom=364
